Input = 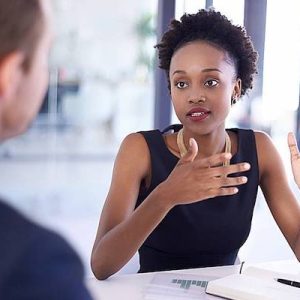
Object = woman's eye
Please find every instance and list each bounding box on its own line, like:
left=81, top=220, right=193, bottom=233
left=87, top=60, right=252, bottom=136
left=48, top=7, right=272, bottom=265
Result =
left=205, top=79, right=218, bottom=87
left=175, top=81, right=188, bottom=89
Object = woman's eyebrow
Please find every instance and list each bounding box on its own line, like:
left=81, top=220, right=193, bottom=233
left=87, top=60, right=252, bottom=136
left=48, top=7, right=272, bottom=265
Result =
left=202, top=68, right=222, bottom=73
left=172, top=68, right=223, bottom=76
left=172, top=70, right=186, bottom=76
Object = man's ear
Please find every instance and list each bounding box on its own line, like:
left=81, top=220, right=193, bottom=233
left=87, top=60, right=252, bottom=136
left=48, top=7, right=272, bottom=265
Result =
left=0, top=52, right=25, bottom=102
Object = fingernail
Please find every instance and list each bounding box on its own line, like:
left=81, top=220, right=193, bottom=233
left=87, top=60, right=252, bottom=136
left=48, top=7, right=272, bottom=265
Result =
left=233, top=188, right=239, bottom=193
left=243, top=163, right=250, bottom=170
left=242, top=176, right=248, bottom=183
left=224, top=153, right=232, bottom=159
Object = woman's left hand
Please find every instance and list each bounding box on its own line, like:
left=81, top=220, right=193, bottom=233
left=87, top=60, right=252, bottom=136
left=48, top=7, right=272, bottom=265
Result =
left=288, top=132, right=300, bottom=188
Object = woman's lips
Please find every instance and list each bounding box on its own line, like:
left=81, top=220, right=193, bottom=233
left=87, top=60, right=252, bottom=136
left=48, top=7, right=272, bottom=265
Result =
left=187, top=108, right=210, bottom=122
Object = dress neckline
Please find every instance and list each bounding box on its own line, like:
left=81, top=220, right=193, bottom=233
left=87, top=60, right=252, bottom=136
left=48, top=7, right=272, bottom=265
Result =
left=160, top=128, right=240, bottom=163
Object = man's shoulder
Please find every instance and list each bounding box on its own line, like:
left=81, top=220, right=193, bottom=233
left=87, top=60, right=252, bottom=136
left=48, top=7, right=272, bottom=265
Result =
left=0, top=199, right=80, bottom=273
left=0, top=199, right=91, bottom=299
left=0, top=199, right=47, bottom=246
left=0, top=199, right=80, bottom=258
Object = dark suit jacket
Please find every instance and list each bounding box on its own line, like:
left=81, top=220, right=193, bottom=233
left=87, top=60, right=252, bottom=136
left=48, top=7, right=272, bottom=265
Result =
left=0, top=200, right=93, bottom=300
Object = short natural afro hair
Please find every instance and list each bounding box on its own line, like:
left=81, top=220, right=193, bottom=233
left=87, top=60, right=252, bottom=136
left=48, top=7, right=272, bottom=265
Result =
left=155, top=9, right=258, bottom=96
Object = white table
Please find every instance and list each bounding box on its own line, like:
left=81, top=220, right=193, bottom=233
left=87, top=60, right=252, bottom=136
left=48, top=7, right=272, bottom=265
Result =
left=86, top=260, right=299, bottom=300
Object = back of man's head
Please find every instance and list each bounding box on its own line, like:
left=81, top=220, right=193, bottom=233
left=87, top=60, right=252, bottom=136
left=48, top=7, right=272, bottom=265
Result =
left=0, top=0, right=44, bottom=71
left=0, top=0, right=51, bottom=140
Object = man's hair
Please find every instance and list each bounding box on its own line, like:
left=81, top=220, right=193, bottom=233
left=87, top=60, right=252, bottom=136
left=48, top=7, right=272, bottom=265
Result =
left=0, top=0, right=44, bottom=71
left=155, top=9, right=258, bottom=96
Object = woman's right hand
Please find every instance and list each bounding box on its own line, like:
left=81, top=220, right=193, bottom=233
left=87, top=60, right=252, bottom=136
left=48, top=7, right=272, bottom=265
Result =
left=159, top=137, right=251, bottom=207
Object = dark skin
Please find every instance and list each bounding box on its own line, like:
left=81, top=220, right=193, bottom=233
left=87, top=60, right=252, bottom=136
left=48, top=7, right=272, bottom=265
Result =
left=91, top=41, right=300, bottom=280
left=288, top=132, right=300, bottom=255
left=91, top=135, right=249, bottom=280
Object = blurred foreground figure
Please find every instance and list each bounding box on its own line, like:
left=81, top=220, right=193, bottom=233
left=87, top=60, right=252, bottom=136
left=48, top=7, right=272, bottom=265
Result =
left=0, top=1, right=92, bottom=299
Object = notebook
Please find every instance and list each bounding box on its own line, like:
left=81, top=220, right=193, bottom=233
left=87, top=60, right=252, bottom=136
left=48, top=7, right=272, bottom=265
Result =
left=205, top=266, right=300, bottom=300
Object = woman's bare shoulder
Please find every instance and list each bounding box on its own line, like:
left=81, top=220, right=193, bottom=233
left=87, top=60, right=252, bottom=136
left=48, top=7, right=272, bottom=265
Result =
left=114, top=132, right=151, bottom=180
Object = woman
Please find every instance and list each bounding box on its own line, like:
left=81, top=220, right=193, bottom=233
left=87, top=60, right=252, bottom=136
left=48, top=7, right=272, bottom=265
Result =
left=91, top=9, right=300, bottom=279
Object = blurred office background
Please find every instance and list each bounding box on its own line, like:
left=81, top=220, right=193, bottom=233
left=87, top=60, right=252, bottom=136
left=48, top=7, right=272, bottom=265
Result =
left=0, top=0, right=299, bottom=277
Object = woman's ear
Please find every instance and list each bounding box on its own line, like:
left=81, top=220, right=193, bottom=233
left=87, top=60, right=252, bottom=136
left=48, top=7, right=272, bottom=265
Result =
left=0, top=52, right=25, bottom=102
left=233, top=78, right=242, bottom=98
left=231, top=78, right=242, bottom=104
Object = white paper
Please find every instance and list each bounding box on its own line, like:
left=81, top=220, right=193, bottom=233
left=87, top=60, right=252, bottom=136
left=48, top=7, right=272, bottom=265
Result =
left=144, top=272, right=223, bottom=300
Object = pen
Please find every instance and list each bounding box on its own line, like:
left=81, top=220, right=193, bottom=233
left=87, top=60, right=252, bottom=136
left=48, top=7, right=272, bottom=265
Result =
left=276, top=278, right=300, bottom=288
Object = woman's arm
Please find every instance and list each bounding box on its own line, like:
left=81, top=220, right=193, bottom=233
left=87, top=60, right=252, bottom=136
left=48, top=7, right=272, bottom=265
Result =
left=256, top=131, right=300, bottom=261
left=287, top=132, right=300, bottom=257
left=91, top=133, right=250, bottom=280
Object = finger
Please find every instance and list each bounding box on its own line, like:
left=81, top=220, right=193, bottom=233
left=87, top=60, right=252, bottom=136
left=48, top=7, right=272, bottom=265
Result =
left=207, top=187, right=239, bottom=198
left=288, top=132, right=300, bottom=159
left=195, top=152, right=232, bottom=168
left=209, top=162, right=251, bottom=178
left=179, top=138, right=198, bottom=163
left=212, top=175, right=248, bottom=188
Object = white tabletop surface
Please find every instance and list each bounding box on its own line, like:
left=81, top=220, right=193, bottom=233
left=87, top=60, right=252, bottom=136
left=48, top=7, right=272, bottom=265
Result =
left=86, top=260, right=299, bottom=300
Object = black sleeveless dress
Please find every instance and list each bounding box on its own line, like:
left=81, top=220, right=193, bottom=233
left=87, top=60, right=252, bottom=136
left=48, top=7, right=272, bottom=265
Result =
left=135, top=125, right=259, bottom=273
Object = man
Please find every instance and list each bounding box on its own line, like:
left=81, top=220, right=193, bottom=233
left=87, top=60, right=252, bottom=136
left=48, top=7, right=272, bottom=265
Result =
left=0, top=1, right=92, bottom=299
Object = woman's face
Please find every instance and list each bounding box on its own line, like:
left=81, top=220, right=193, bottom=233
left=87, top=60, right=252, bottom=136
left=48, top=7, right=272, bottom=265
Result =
left=169, top=40, right=241, bottom=135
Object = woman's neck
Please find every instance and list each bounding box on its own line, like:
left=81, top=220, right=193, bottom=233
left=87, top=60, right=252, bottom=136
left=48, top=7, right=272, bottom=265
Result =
left=182, top=126, right=228, bottom=159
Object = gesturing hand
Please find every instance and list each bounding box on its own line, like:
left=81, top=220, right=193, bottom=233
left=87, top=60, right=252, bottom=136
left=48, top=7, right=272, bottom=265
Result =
left=161, top=138, right=251, bottom=207
left=288, top=132, right=300, bottom=188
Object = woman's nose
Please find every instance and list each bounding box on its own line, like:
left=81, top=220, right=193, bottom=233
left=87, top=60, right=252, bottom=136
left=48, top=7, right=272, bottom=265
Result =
left=188, top=96, right=206, bottom=104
